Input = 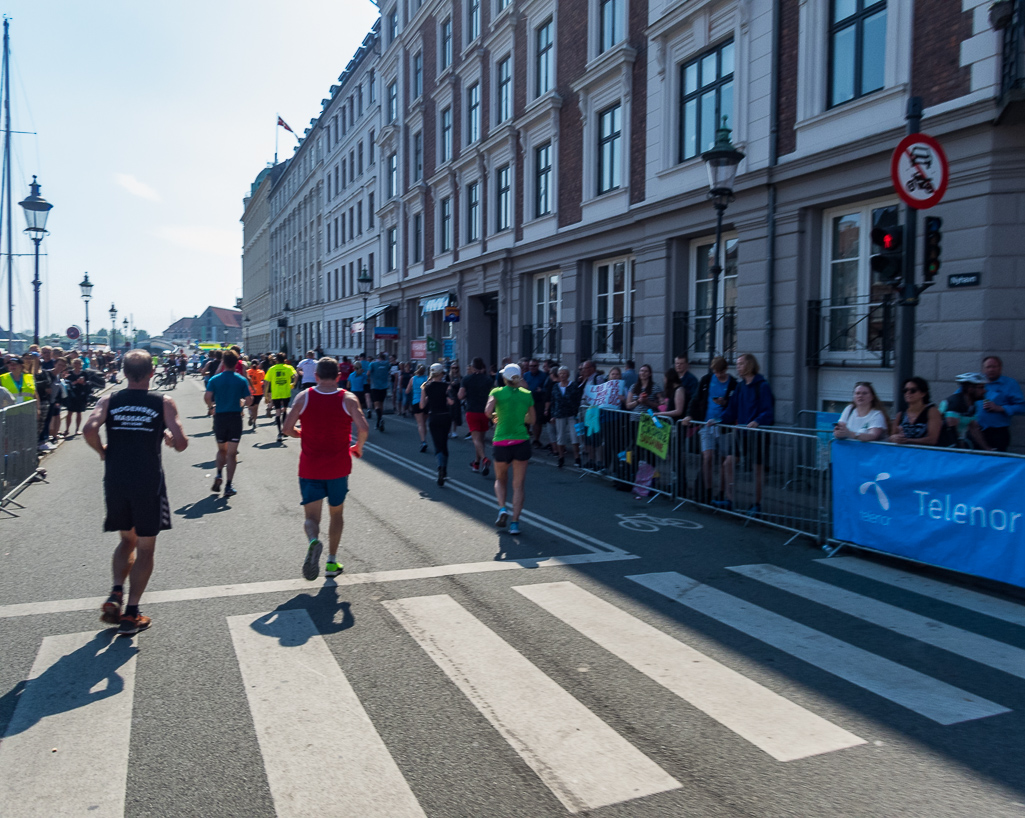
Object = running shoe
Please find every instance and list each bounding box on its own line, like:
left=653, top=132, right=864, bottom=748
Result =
left=117, top=613, right=152, bottom=637
left=211, top=476, right=222, bottom=493
left=481, top=457, right=491, bottom=477
left=557, top=456, right=564, bottom=468
left=100, top=590, right=123, bottom=625
left=712, top=499, right=733, bottom=511
left=508, top=521, right=521, bottom=535
left=378, top=418, right=385, bottom=432
left=420, top=441, right=428, bottom=453
left=495, top=507, right=509, bottom=528
left=302, top=539, right=323, bottom=581
left=223, top=483, right=238, bottom=498
left=469, top=460, right=480, bottom=473
left=437, top=466, right=446, bottom=487
left=324, top=560, right=344, bottom=577
left=746, top=503, right=762, bottom=517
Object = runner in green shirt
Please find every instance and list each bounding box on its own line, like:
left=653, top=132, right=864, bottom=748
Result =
left=265, top=353, right=297, bottom=441
left=485, top=364, right=536, bottom=535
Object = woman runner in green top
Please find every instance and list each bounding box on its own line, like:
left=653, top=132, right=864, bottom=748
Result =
left=485, top=363, right=536, bottom=535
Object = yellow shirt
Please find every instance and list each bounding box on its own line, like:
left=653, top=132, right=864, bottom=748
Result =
left=265, top=364, right=296, bottom=400
left=0, top=371, right=35, bottom=403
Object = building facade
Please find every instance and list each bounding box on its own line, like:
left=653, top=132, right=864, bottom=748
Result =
left=242, top=163, right=285, bottom=353
left=244, top=0, right=1025, bottom=425
left=193, top=306, right=243, bottom=346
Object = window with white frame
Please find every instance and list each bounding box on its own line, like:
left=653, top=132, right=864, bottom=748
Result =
left=388, top=9, right=399, bottom=43
left=466, top=181, right=480, bottom=242
left=467, top=83, right=481, bottom=144
left=412, top=212, right=423, bottom=262
left=440, top=107, right=453, bottom=162
left=535, top=142, right=552, bottom=218
left=593, top=256, right=633, bottom=358
left=820, top=200, right=899, bottom=362
left=386, top=226, right=398, bottom=271
left=357, top=85, right=363, bottom=116
left=440, top=196, right=453, bottom=251
left=536, top=19, right=554, bottom=97
left=369, top=192, right=375, bottom=226
left=498, top=0, right=510, bottom=12
left=416, top=307, right=426, bottom=338
left=368, top=71, right=376, bottom=102
left=680, top=40, right=734, bottom=163
left=388, top=152, right=399, bottom=198
left=598, top=0, right=623, bottom=54
left=829, top=0, right=887, bottom=108
left=533, top=271, right=560, bottom=358
left=468, top=0, right=480, bottom=42
left=387, top=81, right=398, bottom=122
left=413, top=130, right=423, bottom=181
left=497, top=56, right=512, bottom=123
left=690, top=236, right=739, bottom=359
left=496, top=164, right=511, bottom=231
left=441, top=18, right=453, bottom=69
left=413, top=52, right=423, bottom=99
left=597, top=103, right=621, bottom=194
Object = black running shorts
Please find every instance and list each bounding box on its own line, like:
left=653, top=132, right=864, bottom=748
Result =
left=492, top=440, right=532, bottom=463
left=103, top=481, right=171, bottom=537
left=213, top=412, right=244, bottom=444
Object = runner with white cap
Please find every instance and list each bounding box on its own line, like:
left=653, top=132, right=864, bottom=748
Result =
left=484, top=363, right=535, bottom=535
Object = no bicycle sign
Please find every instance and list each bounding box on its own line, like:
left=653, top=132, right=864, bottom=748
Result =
left=890, top=133, right=949, bottom=210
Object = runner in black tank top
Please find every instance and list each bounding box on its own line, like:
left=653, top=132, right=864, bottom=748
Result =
left=84, top=350, right=188, bottom=637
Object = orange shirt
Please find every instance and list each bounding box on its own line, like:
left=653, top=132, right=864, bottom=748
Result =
left=246, top=367, right=266, bottom=396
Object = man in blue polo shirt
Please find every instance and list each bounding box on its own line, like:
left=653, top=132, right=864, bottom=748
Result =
left=204, top=350, right=252, bottom=497
left=367, top=352, right=392, bottom=431
left=978, top=355, right=1025, bottom=452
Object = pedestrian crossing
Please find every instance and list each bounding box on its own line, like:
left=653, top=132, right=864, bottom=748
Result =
left=1, top=559, right=1021, bottom=816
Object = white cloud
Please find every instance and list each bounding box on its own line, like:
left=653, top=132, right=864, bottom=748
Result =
left=115, top=172, right=161, bottom=202
left=151, top=225, right=239, bottom=257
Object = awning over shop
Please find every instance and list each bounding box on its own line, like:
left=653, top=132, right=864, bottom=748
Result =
left=361, top=304, right=392, bottom=321
left=419, top=294, right=451, bottom=314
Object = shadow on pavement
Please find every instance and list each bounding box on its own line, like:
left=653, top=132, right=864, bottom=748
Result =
left=174, top=495, right=231, bottom=519
left=248, top=582, right=355, bottom=645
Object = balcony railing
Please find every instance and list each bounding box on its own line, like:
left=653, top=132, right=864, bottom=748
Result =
left=1001, top=0, right=1024, bottom=102
left=520, top=323, right=563, bottom=360
left=670, top=307, right=737, bottom=364
left=578, top=318, right=633, bottom=363
left=806, top=296, right=894, bottom=368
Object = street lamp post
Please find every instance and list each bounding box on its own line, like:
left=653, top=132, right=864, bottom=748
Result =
left=18, top=176, right=53, bottom=346
left=358, top=266, right=372, bottom=360
left=244, top=315, right=251, bottom=352
left=79, top=273, right=93, bottom=356
left=122, top=317, right=129, bottom=350
left=700, top=121, right=744, bottom=360
left=282, top=301, right=291, bottom=355
left=109, top=303, right=118, bottom=353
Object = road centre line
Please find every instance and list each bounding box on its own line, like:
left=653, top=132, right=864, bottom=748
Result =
left=0, top=553, right=637, bottom=620
left=362, top=441, right=629, bottom=555
left=0, top=631, right=137, bottom=817
left=515, top=581, right=865, bottom=761
left=228, top=609, right=427, bottom=818
left=383, top=593, right=680, bottom=813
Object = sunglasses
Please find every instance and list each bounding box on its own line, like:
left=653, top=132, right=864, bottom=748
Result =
left=903, top=387, right=919, bottom=394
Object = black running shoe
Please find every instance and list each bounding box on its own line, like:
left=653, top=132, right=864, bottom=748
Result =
left=117, top=613, right=152, bottom=636
left=100, top=590, right=123, bottom=625
left=211, top=476, right=222, bottom=493
left=302, top=539, right=323, bottom=581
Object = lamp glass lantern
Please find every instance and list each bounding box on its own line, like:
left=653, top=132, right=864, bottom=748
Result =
left=700, top=120, right=745, bottom=202
left=357, top=267, right=372, bottom=294
left=109, top=302, right=118, bottom=322
left=79, top=273, right=93, bottom=301
left=18, top=175, right=52, bottom=237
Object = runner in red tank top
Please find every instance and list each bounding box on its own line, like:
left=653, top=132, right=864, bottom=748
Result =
left=282, top=357, right=369, bottom=579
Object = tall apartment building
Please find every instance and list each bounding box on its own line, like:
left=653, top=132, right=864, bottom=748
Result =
left=241, top=163, right=285, bottom=353
left=244, top=0, right=1025, bottom=421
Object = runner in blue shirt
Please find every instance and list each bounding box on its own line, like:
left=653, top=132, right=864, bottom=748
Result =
left=204, top=350, right=252, bottom=497
left=367, top=352, right=392, bottom=431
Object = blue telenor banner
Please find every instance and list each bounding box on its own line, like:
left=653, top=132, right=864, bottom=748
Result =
left=832, top=440, right=1025, bottom=589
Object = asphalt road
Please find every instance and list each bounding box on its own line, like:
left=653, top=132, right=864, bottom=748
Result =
left=1, top=377, right=1023, bottom=818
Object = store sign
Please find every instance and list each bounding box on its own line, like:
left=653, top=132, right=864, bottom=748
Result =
left=444, top=306, right=460, bottom=322
left=374, top=326, right=399, bottom=337
left=411, top=339, right=427, bottom=359
left=948, top=273, right=980, bottom=288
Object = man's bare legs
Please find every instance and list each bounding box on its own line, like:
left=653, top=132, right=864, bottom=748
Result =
left=303, top=499, right=345, bottom=568
left=215, top=441, right=239, bottom=483
left=112, top=530, right=156, bottom=606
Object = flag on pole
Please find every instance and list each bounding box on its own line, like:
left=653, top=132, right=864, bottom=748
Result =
left=277, top=116, right=294, bottom=133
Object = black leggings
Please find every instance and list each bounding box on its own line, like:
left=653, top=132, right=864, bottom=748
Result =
left=428, top=413, right=451, bottom=467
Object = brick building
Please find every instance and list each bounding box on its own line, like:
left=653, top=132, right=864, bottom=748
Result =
left=245, top=0, right=1025, bottom=423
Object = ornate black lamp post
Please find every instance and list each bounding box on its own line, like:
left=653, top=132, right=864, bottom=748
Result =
left=79, top=273, right=93, bottom=354
left=18, top=176, right=53, bottom=345
left=358, top=266, right=372, bottom=359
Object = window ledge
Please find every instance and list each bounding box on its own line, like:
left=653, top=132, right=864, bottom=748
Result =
left=572, top=43, right=637, bottom=96
left=795, top=84, right=907, bottom=132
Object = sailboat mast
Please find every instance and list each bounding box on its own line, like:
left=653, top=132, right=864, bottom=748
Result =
left=2, top=18, right=10, bottom=346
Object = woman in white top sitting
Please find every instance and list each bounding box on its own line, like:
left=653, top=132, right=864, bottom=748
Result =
left=833, top=381, right=890, bottom=442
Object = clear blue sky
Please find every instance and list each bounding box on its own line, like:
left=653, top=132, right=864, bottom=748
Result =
left=0, top=0, right=379, bottom=338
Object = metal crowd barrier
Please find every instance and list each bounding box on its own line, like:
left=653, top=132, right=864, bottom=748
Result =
left=573, top=405, right=830, bottom=543
left=2, top=400, right=40, bottom=510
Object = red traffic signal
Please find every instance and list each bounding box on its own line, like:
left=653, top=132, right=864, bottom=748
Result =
left=870, top=225, right=904, bottom=283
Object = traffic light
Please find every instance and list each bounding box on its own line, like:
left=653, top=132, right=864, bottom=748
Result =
left=923, top=216, right=942, bottom=282
left=870, top=225, right=904, bottom=284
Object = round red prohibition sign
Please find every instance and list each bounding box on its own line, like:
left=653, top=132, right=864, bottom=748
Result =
left=890, top=133, right=949, bottom=210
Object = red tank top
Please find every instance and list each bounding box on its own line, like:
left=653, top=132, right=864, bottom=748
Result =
left=298, top=388, right=353, bottom=480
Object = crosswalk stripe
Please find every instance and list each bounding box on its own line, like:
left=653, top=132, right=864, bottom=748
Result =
left=383, top=594, right=680, bottom=813
left=227, top=610, right=427, bottom=818
left=514, top=581, right=865, bottom=761
left=816, top=557, right=1025, bottom=627
left=730, top=564, right=1025, bottom=680
left=627, top=572, right=1009, bottom=725
left=0, top=631, right=138, bottom=817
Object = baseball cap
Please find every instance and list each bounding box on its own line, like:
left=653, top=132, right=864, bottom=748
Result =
left=501, top=363, right=522, bottom=381
left=955, top=372, right=986, bottom=384
left=429, top=362, right=445, bottom=375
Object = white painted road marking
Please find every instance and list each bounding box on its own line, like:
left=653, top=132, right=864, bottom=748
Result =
left=730, top=564, right=1025, bottom=680
left=515, top=581, right=865, bottom=761
left=228, top=609, right=427, bottom=818
left=0, top=631, right=138, bottom=818
left=0, top=552, right=637, bottom=619
left=817, top=557, right=1025, bottom=627
left=628, top=572, right=1009, bottom=725
left=383, top=593, right=680, bottom=813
